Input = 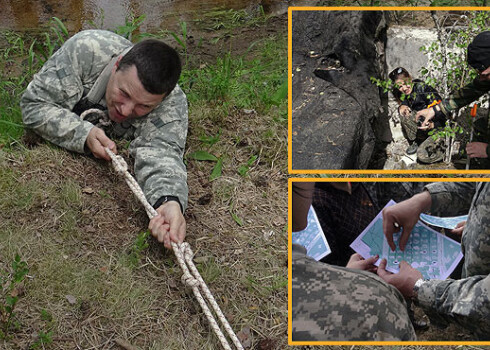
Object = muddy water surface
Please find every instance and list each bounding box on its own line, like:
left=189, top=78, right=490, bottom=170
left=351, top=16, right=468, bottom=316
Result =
left=0, top=0, right=294, bottom=33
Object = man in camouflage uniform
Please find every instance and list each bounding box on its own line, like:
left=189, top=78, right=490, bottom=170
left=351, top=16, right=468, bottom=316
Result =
left=291, top=182, right=416, bottom=341
left=417, top=31, right=490, bottom=168
left=380, top=182, right=490, bottom=340
left=21, top=30, right=188, bottom=249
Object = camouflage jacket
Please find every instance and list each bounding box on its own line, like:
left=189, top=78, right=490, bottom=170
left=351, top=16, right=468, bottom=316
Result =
left=292, top=244, right=416, bottom=341
left=418, top=182, right=490, bottom=339
left=20, top=30, right=188, bottom=210
left=439, top=77, right=490, bottom=117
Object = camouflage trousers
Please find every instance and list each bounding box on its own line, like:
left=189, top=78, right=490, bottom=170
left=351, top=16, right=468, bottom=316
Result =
left=399, top=113, right=446, bottom=163
left=399, top=112, right=419, bottom=142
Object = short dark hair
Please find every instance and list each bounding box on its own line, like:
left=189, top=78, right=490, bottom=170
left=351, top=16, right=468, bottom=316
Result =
left=389, top=67, right=410, bottom=82
left=118, top=39, right=181, bottom=96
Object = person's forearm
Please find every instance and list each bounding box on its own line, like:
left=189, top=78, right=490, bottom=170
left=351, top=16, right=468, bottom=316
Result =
left=440, top=78, right=490, bottom=116
left=424, top=182, right=477, bottom=216
left=417, top=275, right=490, bottom=339
left=21, top=94, right=93, bottom=153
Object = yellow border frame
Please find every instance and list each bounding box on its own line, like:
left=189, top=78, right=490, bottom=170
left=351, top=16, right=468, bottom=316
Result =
left=288, top=178, right=490, bottom=345
left=288, top=7, right=490, bottom=175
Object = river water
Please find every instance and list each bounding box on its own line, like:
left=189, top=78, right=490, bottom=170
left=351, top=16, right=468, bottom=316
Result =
left=0, top=0, right=295, bottom=33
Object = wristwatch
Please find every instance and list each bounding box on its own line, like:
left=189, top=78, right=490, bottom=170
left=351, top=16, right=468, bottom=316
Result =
left=153, top=195, right=183, bottom=213
left=412, top=278, right=427, bottom=304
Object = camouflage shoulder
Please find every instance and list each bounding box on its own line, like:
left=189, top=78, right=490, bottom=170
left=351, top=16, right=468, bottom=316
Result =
left=60, top=30, right=132, bottom=77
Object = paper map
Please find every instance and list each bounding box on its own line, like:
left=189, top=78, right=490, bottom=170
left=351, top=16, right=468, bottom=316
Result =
left=419, top=213, right=468, bottom=230
left=350, top=200, right=463, bottom=280
left=292, top=205, right=331, bottom=261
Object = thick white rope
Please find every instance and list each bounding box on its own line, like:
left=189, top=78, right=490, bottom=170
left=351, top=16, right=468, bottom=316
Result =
left=104, top=147, right=244, bottom=350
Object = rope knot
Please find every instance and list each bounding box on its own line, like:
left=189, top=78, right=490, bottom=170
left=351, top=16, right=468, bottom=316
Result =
left=181, top=271, right=199, bottom=287
left=112, top=155, right=128, bottom=174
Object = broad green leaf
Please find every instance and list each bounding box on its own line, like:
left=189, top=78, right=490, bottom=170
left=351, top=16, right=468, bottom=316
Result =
left=188, top=151, right=218, bottom=161
left=210, top=158, right=223, bottom=181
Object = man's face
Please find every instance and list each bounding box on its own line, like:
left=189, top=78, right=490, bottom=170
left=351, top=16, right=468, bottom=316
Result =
left=105, top=60, right=165, bottom=123
left=477, top=66, right=490, bottom=82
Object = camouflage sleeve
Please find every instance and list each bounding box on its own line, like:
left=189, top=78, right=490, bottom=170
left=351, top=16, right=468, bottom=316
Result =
left=440, top=78, right=490, bottom=117
left=20, top=30, right=130, bottom=153
left=424, top=182, right=476, bottom=216
left=417, top=275, right=490, bottom=339
left=292, top=244, right=416, bottom=341
left=20, top=33, right=91, bottom=153
left=130, top=85, right=189, bottom=211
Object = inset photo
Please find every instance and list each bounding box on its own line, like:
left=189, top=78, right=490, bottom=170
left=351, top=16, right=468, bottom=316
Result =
left=289, top=8, right=490, bottom=173
left=288, top=179, right=489, bottom=344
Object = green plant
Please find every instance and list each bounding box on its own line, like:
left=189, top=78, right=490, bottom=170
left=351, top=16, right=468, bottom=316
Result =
left=429, top=122, right=464, bottom=142
left=420, top=11, right=489, bottom=96
left=30, top=330, right=53, bottom=349
left=187, top=148, right=223, bottom=181
left=199, top=129, right=221, bottom=147
left=35, top=17, right=69, bottom=65
left=166, top=21, right=188, bottom=65
left=114, top=14, right=146, bottom=41
left=429, top=120, right=464, bottom=163
left=0, top=254, right=29, bottom=338
left=229, top=203, right=243, bottom=226
left=238, top=155, right=258, bottom=177
left=127, top=230, right=150, bottom=268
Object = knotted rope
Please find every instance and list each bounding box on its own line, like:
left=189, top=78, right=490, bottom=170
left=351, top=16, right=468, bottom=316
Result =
left=105, top=147, right=244, bottom=350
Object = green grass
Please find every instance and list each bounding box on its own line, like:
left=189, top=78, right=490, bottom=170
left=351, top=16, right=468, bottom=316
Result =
left=181, top=35, right=287, bottom=116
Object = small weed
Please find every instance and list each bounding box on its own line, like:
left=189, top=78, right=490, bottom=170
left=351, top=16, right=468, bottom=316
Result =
left=199, top=129, right=221, bottom=147
left=187, top=145, right=223, bottom=181
left=30, top=330, right=53, bottom=349
left=40, top=309, right=53, bottom=322
left=187, top=150, right=218, bottom=162
left=0, top=254, right=29, bottom=338
left=114, top=14, right=146, bottom=41
left=229, top=203, right=243, bottom=226
left=127, top=230, right=150, bottom=268
left=165, top=21, right=188, bottom=65
left=238, top=155, right=258, bottom=177
left=209, top=158, right=223, bottom=181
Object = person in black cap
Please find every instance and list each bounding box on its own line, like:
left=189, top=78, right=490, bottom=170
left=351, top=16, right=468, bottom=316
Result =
left=416, top=31, right=490, bottom=167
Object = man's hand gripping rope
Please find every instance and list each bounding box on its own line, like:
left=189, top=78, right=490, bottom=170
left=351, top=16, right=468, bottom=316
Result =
left=104, top=147, right=244, bottom=350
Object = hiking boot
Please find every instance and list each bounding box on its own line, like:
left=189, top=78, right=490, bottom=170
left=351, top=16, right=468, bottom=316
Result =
left=411, top=317, right=430, bottom=331
left=418, top=138, right=445, bottom=164
left=406, top=142, right=418, bottom=155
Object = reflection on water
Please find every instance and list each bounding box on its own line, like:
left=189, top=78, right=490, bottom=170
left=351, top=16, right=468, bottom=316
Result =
left=0, top=0, right=292, bottom=33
